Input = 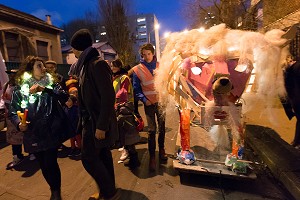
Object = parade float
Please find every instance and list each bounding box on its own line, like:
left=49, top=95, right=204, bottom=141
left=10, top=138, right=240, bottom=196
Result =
left=155, top=24, right=293, bottom=178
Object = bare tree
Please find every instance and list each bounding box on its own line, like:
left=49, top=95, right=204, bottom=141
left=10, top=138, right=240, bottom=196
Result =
left=97, top=0, right=135, bottom=66
left=60, top=11, right=100, bottom=46
left=182, top=0, right=259, bottom=30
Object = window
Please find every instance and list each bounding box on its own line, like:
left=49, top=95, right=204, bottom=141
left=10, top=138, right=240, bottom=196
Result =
left=138, top=24, right=146, bottom=29
left=137, top=18, right=146, bottom=23
left=5, top=32, right=21, bottom=62
left=36, top=40, right=48, bottom=61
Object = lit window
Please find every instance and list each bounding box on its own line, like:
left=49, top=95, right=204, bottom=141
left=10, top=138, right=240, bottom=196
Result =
left=138, top=25, right=146, bottom=29
left=137, top=18, right=146, bottom=22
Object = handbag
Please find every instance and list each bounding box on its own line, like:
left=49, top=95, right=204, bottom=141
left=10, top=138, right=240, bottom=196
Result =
left=6, top=118, right=24, bottom=145
left=116, top=101, right=135, bottom=116
left=54, top=100, right=76, bottom=142
left=116, top=101, right=144, bottom=132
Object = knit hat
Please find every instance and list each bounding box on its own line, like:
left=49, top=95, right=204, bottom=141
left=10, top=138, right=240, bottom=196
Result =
left=70, top=29, right=93, bottom=51
left=65, top=78, right=78, bottom=94
left=68, top=87, right=78, bottom=94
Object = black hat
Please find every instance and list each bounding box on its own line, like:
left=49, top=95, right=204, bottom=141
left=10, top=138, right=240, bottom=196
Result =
left=70, top=29, right=93, bottom=51
left=5, top=69, right=18, bottom=74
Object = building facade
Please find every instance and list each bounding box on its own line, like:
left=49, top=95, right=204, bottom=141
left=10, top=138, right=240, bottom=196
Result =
left=0, top=4, right=63, bottom=63
left=62, top=42, right=117, bottom=65
left=128, top=13, right=161, bottom=62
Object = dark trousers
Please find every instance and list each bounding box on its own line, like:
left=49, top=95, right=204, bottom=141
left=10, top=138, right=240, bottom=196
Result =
left=81, top=124, right=116, bottom=198
left=35, top=148, right=61, bottom=191
left=144, top=103, right=166, bottom=157
left=293, top=111, right=300, bottom=146
left=12, top=144, right=23, bottom=159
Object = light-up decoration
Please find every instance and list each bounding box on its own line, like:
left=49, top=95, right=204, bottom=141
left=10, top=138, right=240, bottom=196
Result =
left=23, top=72, right=31, bottom=80
left=21, top=84, right=30, bottom=96
left=191, top=66, right=202, bottom=75
left=18, top=72, right=54, bottom=109
left=29, top=95, right=36, bottom=104
left=21, top=100, right=27, bottom=108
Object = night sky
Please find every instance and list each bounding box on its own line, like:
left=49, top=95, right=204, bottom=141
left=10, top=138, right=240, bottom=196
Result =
left=0, top=0, right=188, bottom=34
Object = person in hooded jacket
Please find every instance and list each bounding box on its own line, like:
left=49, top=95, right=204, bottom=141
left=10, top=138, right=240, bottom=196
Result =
left=70, top=29, right=119, bottom=200
left=111, top=58, right=140, bottom=169
left=9, top=56, right=72, bottom=200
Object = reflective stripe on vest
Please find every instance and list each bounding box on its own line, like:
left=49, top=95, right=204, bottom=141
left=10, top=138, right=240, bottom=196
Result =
left=133, top=63, right=158, bottom=103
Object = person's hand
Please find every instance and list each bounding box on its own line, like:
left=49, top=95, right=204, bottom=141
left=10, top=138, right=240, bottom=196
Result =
left=19, top=122, right=28, bottom=132
left=145, top=100, right=152, bottom=106
left=29, top=84, right=45, bottom=94
left=95, top=129, right=106, bottom=140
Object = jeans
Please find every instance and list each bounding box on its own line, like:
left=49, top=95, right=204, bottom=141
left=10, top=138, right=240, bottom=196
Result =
left=144, top=103, right=166, bottom=156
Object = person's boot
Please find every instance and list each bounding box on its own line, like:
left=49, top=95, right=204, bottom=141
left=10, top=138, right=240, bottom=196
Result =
left=159, top=148, right=168, bottom=162
left=50, top=189, right=62, bottom=200
left=148, top=133, right=156, bottom=171
left=128, top=152, right=140, bottom=169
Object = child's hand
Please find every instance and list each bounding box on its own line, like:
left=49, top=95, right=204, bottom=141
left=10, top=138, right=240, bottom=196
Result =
left=19, top=122, right=28, bottom=132
left=30, top=84, right=45, bottom=94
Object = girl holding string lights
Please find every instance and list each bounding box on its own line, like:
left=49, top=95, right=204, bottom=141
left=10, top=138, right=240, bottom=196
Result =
left=9, top=56, right=73, bottom=200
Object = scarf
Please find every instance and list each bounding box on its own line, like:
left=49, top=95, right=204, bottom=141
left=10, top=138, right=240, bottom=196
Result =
left=70, top=47, right=100, bottom=78
left=140, top=56, right=157, bottom=75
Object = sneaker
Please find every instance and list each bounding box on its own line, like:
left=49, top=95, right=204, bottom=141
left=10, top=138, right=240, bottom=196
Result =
left=6, top=155, right=24, bottom=170
left=29, top=154, right=36, bottom=161
left=88, top=192, right=103, bottom=200
left=120, top=149, right=129, bottom=161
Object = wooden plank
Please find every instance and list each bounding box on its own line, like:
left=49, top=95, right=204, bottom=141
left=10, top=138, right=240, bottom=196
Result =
left=173, top=160, right=257, bottom=180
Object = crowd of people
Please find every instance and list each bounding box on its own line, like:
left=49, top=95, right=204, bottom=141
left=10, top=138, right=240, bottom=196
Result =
left=1, top=28, right=167, bottom=200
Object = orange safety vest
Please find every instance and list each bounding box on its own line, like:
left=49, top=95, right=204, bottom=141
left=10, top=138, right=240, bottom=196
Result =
left=132, top=63, right=159, bottom=104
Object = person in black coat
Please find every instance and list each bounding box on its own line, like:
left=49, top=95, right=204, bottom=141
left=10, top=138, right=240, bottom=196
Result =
left=283, top=59, right=300, bottom=148
left=70, top=29, right=119, bottom=199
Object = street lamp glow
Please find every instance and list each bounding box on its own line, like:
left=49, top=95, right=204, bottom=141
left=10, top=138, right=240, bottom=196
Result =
left=154, top=23, right=160, bottom=30
left=198, top=27, right=205, bottom=32
left=164, top=31, right=171, bottom=38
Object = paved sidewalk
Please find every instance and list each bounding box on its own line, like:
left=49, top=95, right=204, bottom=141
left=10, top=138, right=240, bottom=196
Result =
left=0, top=101, right=298, bottom=199
left=244, top=99, right=300, bottom=200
